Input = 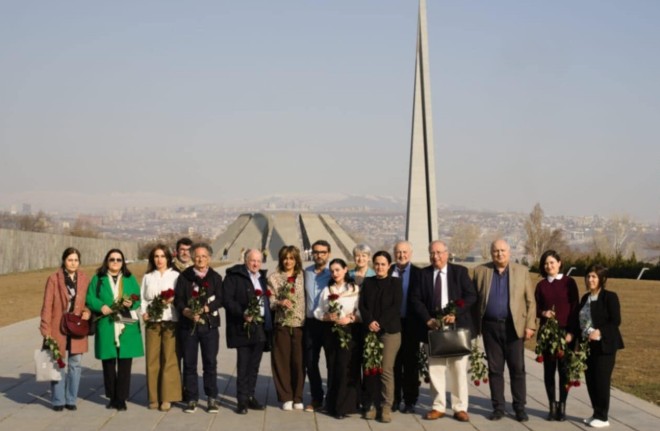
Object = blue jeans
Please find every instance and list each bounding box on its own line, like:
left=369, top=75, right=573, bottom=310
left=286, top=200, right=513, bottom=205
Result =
left=51, top=353, right=82, bottom=406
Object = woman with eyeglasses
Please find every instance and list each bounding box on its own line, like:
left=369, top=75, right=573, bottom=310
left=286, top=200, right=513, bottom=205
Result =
left=39, top=247, right=91, bottom=411
left=86, top=249, right=144, bottom=411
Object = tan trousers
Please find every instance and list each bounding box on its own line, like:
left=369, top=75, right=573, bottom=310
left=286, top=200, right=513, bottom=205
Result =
left=145, top=322, right=182, bottom=404
left=380, top=332, right=401, bottom=408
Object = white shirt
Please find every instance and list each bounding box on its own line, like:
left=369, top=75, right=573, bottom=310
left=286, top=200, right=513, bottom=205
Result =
left=140, top=268, right=180, bottom=321
left=433, top=266, right=449, bottom=308
left=313, top=282, right=361, bottom=321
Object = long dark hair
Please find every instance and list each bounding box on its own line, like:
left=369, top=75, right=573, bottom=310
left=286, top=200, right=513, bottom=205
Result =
left=60, top=247, right=81, bottom=271
left=147, top=244, right=173, bottom=273
left=328, top=258, right=355, bottom=289
left=96, top=248, right=132, bottom=277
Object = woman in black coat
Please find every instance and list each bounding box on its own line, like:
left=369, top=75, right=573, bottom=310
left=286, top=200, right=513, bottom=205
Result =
left=578, top=264, right=624, bottom=428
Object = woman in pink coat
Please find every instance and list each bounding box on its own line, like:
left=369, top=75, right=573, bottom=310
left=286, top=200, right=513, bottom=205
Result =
left=39, top=247, right=91, bottom=411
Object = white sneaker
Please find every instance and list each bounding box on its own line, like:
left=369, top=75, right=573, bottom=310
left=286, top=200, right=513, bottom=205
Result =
left=589, top=419, right=610, bottom=428
left=282, top=401, right=293, bottom=411
left=293, top=403, right=304, bottom=410
left=583, top=417, right=594, bottom=424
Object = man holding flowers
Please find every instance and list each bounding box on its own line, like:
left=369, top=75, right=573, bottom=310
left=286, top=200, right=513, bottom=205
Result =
left=222, top=249, right=271, bottom=414
left=409, top=240, right=477, bottom=422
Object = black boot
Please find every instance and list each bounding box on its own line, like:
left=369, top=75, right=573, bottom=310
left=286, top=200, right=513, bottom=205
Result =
left=546, top=401, right=557, bottom=421
left=557, top=401, right=566, bottom=421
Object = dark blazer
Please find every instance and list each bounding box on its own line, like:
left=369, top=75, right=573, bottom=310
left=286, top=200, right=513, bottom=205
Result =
left=174, top=266, right=223, bottom=330
left=222, top=264, right=269, bottom=348
left=359, top=276, right=403, bottom=334
left=409, top=263, right=478, bottom=341
left=579, top=289, right=624, bottom=354
left=389, top=263, right=422, bottom=318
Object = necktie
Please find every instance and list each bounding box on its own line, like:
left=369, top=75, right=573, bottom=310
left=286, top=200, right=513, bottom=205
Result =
left=433, top=271, right=443, bottom=311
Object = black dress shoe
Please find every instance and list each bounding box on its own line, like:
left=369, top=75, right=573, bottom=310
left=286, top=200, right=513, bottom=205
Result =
left=489, top=410, right=505, bottom=421
left=515, top=410, right=529, bottom=422
left=247, top=396, right=265, bottom=410
left=64, top=404, right=77, bottom=411
left=53, top=405, right=64, bottom=412
left=116, top=400, right=127, bottom=411
left=403, top=404, right=415, bottom=414
left=235, top=403, right=248, bottom=415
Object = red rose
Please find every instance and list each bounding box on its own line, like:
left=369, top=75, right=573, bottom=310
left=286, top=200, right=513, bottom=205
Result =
left=474, top=380, right=480, bottom=386
left=162, top=289, right=175, bottom=299
left=377, top=367, right=383, bottom=375
left=573, top=381, right=581, bottom=387
left=455, top=299, right=465, bottom=308
left=192, top=290, right=199, bottom=298
left=290, top=287, right=295, bottom=294
left=265, top=290, right=272, bottom=297
left=130, top=294, right=140, bottom=302
left=364, top=369, right=371, bottom=377
left=556, top=350, right=565, bottom=359
left=202, top=281, right=209, bottom=288
left=57, top=358, right=66, bottom=369
left=328, top=294, right=340, bottom=301
left=287, top=276, right=296, bottom=283
left=255, top=289, right=263, bottom=297
left=483, top=378, right=489, bottom=384
left=536, top=355, right=544, bottom=363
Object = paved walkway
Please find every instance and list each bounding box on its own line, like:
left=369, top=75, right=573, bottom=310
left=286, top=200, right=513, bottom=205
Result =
left=1, top=262, right=658, bottom=430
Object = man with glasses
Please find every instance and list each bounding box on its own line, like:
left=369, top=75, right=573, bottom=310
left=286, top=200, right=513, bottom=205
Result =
left=409, top=241, right=477, bottom=422
left=473, top=239, right=536, bottom=422
left=174, top=243, right=223, bottom=414
left=303, top=240, right=331, bottom=412
left=389, top=240, right=423, bottom=413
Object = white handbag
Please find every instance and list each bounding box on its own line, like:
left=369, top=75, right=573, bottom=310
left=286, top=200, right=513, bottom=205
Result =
left=34, top=349, right=62, bottom=382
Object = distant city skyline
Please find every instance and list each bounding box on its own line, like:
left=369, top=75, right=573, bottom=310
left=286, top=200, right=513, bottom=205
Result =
left=2, top=1, right=659, bottom=222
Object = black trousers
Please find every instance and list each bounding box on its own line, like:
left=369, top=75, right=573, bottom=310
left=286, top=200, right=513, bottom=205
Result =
left=542, top=351, right=569, bottom=403
left=585, top=342, right=616, bottom=421
left=236, top=341, right=264, bottom=404
left=323, top=323, right=361, bottom=416
left=482, top=319, right=526, bottom=413
left=304, top=318, right=327, bottom=403
left=102, top=357, right=133, bottom=402
left=393, top=317, right=420, bottom=406
left=180, top=325, right=219, bottom=401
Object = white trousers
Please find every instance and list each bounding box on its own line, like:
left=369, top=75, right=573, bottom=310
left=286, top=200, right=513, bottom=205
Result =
left=428, top=354, right=469, bottom=413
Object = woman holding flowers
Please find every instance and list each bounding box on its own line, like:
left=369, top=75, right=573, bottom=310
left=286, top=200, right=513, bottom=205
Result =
left=86, top=248, right=144, bottom=411
left=140, top=244, right=181, bottom=411
left=578, top=264, right=624, bottom=428
left=534, top=250, right=579, bottom=421
left=39, top=247, right=91, bottom=411
left=358, top=250, right=402, bottom=423
left=267, top=245, right=306, bottom=411
left=313, top=258, right=361, bottom=419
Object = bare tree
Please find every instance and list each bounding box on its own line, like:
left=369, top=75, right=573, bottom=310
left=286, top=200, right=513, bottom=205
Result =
left=68, top=217, right=102, bottom=238
left=592, top=215, right=638, bottom=258
left=449, top=222, right=481, bottom=260
left=524, top=203, right=567, bottom=265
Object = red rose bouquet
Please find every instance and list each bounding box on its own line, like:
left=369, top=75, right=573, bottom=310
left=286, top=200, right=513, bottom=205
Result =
left=468, top=338, right=489, bottom=386
left=244, top=289, right=271, bottom=338
left=534, top=307, right=568, bottom=362
left=362, top=331, right=384, bottom=377
left=44, top=336, right=66, bottom=369
left=328, top=293, right=352, bottom=350
left=188, top=288, right=207, bottom=335
left=146, top=288, right=175, bottom=326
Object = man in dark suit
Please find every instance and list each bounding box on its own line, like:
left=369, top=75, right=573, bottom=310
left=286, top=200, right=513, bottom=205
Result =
left=222, top=249, right=271, bottom=414
left=389, top=240, right=422, bottom=413
left=472, top=239, right=537, bottom=422
left=409, top=240, right=477, bottom=422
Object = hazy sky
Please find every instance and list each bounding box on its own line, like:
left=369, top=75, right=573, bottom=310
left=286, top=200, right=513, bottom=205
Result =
left=1, top=1, right=659, bottom=222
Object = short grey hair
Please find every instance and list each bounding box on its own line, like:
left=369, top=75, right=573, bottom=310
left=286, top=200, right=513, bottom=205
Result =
left=244, top=248, right=263, bottom=263
left=353, top=243, right=372, bottom=257
left=191, top=242, right=213, bottom=257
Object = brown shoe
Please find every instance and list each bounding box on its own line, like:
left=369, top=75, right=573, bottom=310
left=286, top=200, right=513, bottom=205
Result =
left=425, top=410, right=446, bottom=420
left=159, top=402, right=171, bottom=412
left=453, top=411, right=469, bottom=422
left=148, top=402, right=159, bottom=410
left=380, top=406, right=392, bottom=423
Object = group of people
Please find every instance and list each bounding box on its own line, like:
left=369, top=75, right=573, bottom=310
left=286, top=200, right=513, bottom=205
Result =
left=38, top=236, right=623, bottom=428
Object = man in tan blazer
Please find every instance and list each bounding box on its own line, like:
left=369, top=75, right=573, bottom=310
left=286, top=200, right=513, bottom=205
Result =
left=473, top=239, right=536, bottom=422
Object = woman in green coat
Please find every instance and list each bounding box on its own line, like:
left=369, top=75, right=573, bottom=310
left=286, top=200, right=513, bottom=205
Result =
left=87, top=249, right=144, bottom=411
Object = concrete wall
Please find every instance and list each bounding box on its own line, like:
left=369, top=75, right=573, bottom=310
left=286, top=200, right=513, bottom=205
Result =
left=0, top=228, right=138, bottom=275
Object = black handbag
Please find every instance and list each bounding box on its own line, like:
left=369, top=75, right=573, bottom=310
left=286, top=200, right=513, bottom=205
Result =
left=427, top=325, right=471, bottom=358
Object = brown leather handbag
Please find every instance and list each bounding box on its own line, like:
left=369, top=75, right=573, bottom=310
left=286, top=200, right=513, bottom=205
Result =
left=61, top=313, right=90, bottom=338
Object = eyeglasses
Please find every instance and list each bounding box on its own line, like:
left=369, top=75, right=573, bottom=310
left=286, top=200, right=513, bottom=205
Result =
left=312, top=250, right=328, bottom=255
left=108, top=258, right=123, bottom=263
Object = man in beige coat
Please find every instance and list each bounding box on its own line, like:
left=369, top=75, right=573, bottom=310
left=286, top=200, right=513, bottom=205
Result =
left=473, top=239, right=536, bottom=422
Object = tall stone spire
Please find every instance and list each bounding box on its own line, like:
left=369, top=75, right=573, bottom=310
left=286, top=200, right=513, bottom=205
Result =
left=405, top=0, right=438, bottom=252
